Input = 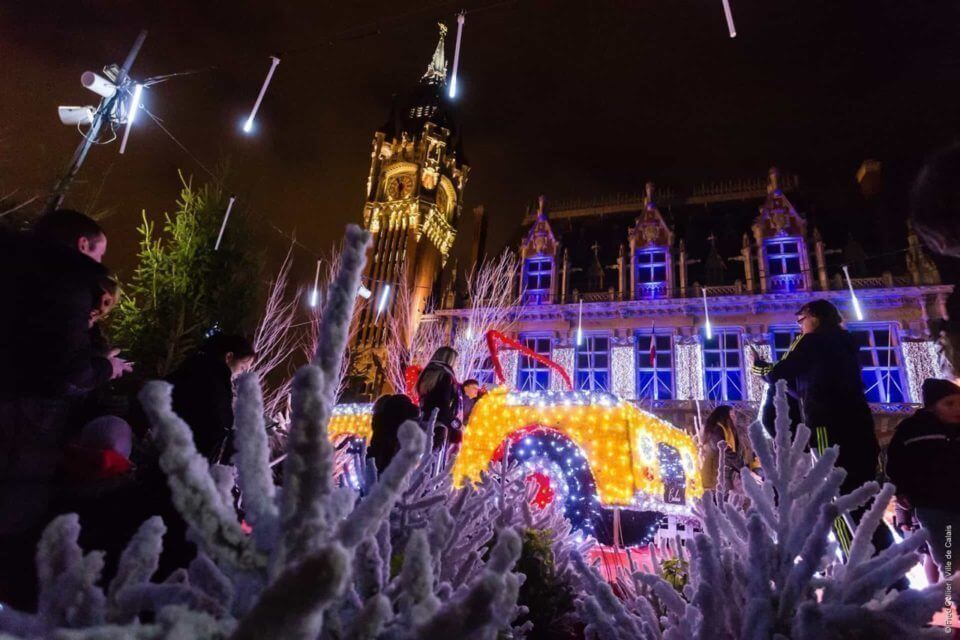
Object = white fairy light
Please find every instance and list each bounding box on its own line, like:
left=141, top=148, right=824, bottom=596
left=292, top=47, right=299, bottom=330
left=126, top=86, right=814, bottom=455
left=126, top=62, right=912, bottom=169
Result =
left=118, top=83, right=143, bottom=155
left=841, top=265, right=865, bottom=321
left=721, top=0, right=737, bottom=38
left=448, top=11, right=466, bottom=98
left=675, top=341, right=705, bottom=400
left=243, top=56, right=281, bottom=134
left=702, top=288, right=713, bottom=340
left=214, top=196, right=236, bottom=251
left=610, top=345, right=635, bottom=399
left=376, top=284, right=391, bottom=319
left=902, top=340, right=941, bottom=403
left=309, top=259, right=321, bottom=308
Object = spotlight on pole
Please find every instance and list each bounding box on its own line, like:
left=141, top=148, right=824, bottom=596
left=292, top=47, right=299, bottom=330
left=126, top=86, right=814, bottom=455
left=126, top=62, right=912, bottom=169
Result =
left=118, top=83, right=143, bottom=155
left=243, top=56, right=280, bottom=134
left=81, top=71, right=118, bottom=98
left=376, top=284, right=391, bottom=318
left=357, top=283, right=372, bottom=299
left=58, top=106, right=96, bottom=126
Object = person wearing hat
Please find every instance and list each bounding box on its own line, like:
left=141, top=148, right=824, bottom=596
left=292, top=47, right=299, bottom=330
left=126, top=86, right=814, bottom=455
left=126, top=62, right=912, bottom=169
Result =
left=886, top=378, right=960, bottom=575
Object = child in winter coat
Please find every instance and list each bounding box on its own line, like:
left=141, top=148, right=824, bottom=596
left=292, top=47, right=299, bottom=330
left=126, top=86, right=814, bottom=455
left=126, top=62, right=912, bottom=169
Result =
left=887, top=378, right=960, bottom=577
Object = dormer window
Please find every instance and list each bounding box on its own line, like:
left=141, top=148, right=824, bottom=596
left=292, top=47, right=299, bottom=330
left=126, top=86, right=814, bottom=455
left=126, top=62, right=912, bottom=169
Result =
left=765, top=237, right=804, bottom=292
left=522, top=256, right=553, bottom=304
left=635, top=248, right=669, bottom=298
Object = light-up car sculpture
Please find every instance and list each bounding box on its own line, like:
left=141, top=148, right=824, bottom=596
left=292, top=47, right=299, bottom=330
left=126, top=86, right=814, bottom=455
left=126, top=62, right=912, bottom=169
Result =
left=328, top=331, right=703, bottom=539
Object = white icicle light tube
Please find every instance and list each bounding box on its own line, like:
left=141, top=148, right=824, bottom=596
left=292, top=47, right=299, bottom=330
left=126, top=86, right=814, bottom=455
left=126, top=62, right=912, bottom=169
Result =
left=376, top=284, right=391, bottom=318
left=214, top=196, right=236, bottom=251
left=448, top=12, right=466, bottom=98
left=576, top=299, right=584, bottom=346
left=721, top=0, right=737, bottom=38
left=702, top=288, right=712, bottom=340
left=841, top=265, right=865, bottom=321
left=243, top=56, right=281, bottom=134
left=310, top=259, right=322, bottom=308
left=119, top=83, right=143, bottom=155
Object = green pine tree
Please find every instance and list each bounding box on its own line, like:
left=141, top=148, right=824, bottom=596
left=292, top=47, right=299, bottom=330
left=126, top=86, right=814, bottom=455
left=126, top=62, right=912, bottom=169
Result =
left=111, top=173, right=261, bottom=377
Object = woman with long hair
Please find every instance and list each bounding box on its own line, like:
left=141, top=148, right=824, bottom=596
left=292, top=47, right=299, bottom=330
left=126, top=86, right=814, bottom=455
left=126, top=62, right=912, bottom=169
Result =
left=700, top=405, right=757, bottom=491
left=416, top=346, right=462, bottom=449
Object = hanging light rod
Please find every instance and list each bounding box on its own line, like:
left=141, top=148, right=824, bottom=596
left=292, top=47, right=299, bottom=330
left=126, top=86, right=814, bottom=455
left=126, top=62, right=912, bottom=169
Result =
left=448, top=11, right=466, bottom=98
left=118, top=83, right=143, bottom=154
left=721, top=0, right=737, bottom=38
left=841, top=265, right=865, bottom=321
left=214, top=196, right=236, bottom=250
left=243, top=56, right=281, bottom=134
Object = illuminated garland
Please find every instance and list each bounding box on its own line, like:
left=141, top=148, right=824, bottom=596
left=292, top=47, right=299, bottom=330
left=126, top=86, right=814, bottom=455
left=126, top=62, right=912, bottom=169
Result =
left=902, top=340, right=941, bottom=404
left=611, top=345, right=636, bottom=399
left=550, top=347, right=575, bottom=392
left=500, top=428, right=601, bottom=535
left=743, top=342, right=772, bottom=402
left=500, top=349, right=520, bottom=389
left=675, top=341, right=704, bottom=400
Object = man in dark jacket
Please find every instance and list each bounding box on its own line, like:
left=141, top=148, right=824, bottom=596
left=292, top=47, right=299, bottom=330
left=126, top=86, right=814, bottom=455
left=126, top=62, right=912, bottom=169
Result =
left=0, top=210, right=131, bottom=607
left=887, top=378, right=960, bottom=574
left=752, top=300, right=893, bottom=557
left=166, top=334, right=255, bottom=463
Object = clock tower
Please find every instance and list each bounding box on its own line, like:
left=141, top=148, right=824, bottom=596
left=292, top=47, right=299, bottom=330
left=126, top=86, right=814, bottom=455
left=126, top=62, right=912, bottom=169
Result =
left=352, top=22, right=469, bottom=388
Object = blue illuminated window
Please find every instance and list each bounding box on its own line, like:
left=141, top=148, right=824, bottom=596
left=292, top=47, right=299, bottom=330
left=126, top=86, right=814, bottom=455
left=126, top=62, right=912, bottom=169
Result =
left=765, top=238, right=804, bottom=292
left=518, top=335, right=551, bottom=391
left=474, top=355, right=496, bottom=386
left=635, top=331, right=673, bottom=400
left=702, top=329, right=743, bottom=401
left=576, top=335, right=610, bottom=391
left=523, top=257, right=553, bottom=304
left=770, top=326, right=801, bottom=361
left=849, top=325, right=906, bottom=403
left=635, top=249, right=669, bottom=298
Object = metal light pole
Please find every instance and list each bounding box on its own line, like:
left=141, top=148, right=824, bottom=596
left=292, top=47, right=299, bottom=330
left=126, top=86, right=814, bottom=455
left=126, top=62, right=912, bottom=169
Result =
left=46, top=29, right=147, bottom=214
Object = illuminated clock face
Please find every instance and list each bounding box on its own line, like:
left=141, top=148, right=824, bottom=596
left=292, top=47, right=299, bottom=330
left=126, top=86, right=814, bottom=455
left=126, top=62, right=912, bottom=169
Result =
left=386, top=174, right=414, bottom=200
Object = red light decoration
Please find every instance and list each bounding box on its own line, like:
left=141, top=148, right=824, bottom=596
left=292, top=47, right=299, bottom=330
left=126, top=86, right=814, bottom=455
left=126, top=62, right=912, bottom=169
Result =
left=526, top=471, right=556, bottom=509
left=485, top=330, right=573, bottom=391
left=404, top=364, right=422, bottom=402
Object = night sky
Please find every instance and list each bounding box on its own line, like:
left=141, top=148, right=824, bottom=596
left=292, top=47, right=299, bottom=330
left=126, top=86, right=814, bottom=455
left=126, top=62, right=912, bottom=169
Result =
left=4, top=1, right=960, bottom=282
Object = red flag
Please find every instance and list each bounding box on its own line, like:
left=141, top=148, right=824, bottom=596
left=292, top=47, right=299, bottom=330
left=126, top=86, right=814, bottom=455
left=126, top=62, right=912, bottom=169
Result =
left=649, top=328, right=657, bottom=367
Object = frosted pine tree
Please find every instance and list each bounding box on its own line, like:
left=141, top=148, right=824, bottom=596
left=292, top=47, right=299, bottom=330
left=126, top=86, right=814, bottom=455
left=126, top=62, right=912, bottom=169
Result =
left=575, top=382, right=949, bottom=639
left=0, top=225, right=531, bottom=640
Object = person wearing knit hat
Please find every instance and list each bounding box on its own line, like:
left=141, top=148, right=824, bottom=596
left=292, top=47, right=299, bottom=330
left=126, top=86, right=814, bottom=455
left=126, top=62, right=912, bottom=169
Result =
left=887, top=377, right=960, bottom=579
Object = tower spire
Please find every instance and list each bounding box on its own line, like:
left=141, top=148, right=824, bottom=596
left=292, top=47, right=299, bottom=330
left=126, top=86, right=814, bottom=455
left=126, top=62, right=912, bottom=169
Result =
left=422, top=22, right=449, bottom=84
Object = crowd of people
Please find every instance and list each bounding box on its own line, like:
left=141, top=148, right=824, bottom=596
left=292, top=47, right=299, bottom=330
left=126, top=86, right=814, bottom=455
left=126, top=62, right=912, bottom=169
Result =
left=0, top=209, right=259, bottom=608
left=0, top=202, right=957, bottom=609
